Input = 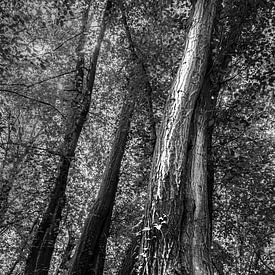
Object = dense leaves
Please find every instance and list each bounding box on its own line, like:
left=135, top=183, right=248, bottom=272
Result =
left=0, top=0, right=274, bottom=274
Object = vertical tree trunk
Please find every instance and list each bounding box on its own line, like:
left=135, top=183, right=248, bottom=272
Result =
left=69, top=89, right=137, bottom=274
left=24, top=1, right=112, bottom=274
left=137, top=1, right=217, bottom=274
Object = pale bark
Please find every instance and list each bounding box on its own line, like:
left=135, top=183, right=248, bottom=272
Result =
left=24, top=1, right=112, bottom=274
left=137, top=1, right=217, bottom=274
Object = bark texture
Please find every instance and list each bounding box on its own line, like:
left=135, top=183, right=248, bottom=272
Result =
left=24, top=1, right=111, bottom=274
left=137, top=1, right=217, bottom=274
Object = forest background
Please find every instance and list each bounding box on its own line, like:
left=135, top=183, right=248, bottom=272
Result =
left=0, top=0, right=274, bottom=274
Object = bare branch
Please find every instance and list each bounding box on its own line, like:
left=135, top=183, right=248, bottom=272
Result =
left=0, top=89, right=65, bottom=118
left=53, top=32, right=82, bottom=51
left=0, top=141, right=63, bottom=157
left=0, top=70, right=76, bottom=88
left=27, top=70, right=77, bottom=88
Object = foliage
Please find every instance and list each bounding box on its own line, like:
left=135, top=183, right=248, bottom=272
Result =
left=0, top=0, right=274, bottom=274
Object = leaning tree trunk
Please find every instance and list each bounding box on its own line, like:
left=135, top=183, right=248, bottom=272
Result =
left=69, top=3, right=157, bottom=272
left=137, top=1, right=217, bottom=274
left=69, top=88, right=137, bottom=274
left=24, top=1, right=112, bottom=274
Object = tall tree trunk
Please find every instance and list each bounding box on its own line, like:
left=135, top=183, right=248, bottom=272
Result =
left=0, top=146, right=28, bottom=227
left=69, top=88, right=137, bottom=274
left=137, top=1, right=217, bottom=274
left=69, top=3, right=157, bottom=273
left=24, top=1, right=112, bottom=274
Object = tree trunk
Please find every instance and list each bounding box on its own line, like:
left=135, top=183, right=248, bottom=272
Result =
left=137, top=1, right=217, bottom=274
left=69, top=3, right=158, bottom=273
left=69, top=88, right=136, bottom=274
left=57, top=229, right=76, bottom=274
left=0, top=147, right=28, bottom=227
left=24, top=1, right=112, bottom=274
left=119, top=233, right=141, bottom=275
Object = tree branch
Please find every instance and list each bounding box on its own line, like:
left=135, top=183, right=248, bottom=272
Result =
left=53, top=32, right=82, bottom=52
left=0, top=89, right=65, bottom=118
left=27, top=70, right=77, bottom=88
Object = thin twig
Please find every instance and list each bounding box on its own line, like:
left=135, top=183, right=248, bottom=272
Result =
left=0, top=70, right=76, bottom=88
left=0, top=141, right=63, bottom=157
left=258, top=254, right=275, bottom=273
left=0, top=89, right=65, bottom=118
left=27, top=69, right=77, bottom=88
left=53, top=32, right=82, bottom=51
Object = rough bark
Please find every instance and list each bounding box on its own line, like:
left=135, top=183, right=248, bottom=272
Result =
left=137, top=1, right=217, bottom=274
left=69, top=89, right=136, bottom=274
left=24, top=1, right=111, bottom=274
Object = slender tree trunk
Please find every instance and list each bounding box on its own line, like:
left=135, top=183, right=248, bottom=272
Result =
left=0, top=178, right=12, bottom=226
left=119, top=233, right=141, bottom=275
left=24, top=1, right=112, bottom=274
left=137, top=1, right=217, bottom=274
left=57, top=229, right=76, bottom=274
left=0, top=147, right=28, bottom=227
left=6, top=219, right=39, bottom=275
left=69, top=88, right=137, bottom=274
left=69, top=3, right=157, bottom=272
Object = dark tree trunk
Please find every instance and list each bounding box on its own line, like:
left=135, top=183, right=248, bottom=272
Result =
left=0, top=147, right=28, bottom=227
left=119, top=0, right=157, bottom=152
left=137, top=1, right=217, bottom=274
left=24, top=1, right=112, bottom=274
left=69, top=89, right=137, bottom=274
left=0, top=178, right=12, bottom=226
left=69, top=3, right=157, bottom=273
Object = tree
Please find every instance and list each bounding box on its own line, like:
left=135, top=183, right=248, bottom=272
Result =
left=136, top=0, right=217, bottom=274
left=24, top=1, right=112, bottom=274
left=0, top=0, right=273, bottom=274
left=69, top=1, right=157, bottom=273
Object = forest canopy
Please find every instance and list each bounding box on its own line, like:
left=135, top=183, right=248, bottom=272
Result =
left=0, top=0, right=274, bottom=274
